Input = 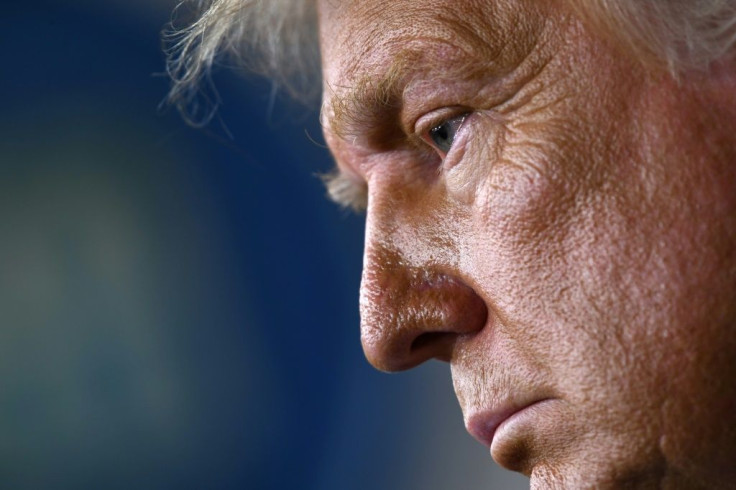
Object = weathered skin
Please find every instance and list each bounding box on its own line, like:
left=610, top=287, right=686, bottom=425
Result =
left=318, top=0, right=736, bottom=487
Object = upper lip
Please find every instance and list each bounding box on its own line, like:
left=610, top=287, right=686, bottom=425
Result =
left=465, top=398, right=548, bottom=447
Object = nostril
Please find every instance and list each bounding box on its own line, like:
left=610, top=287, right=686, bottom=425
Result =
left=410, top=331, right=457, bottom=361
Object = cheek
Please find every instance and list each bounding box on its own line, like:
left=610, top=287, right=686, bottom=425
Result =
left=462, top=86, right=670, bottom=399
left=467, top=65, right=736, bottom=437
left=444, top=115, right=507, bottom=204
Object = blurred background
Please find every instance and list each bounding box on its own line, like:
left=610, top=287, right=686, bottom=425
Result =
left=0, top=1, right=527, bottom=488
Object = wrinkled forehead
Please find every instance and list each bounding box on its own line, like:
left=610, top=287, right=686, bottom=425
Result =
left=317, top=0, right=532, bottom=89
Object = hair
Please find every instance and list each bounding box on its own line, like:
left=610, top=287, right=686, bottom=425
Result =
left=163, top=0, right=736, bottom=125
left=164, top=0, right=320, bottom=125
left=568, top=0, right=736, bottom=71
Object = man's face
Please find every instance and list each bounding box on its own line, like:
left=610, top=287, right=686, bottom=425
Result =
left=318, top=0, right=736, bottom=486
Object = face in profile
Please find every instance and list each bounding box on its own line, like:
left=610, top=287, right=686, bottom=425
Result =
left=317, top=0, right=736, bottom=486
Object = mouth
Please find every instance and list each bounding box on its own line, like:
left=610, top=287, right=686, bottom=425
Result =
left=465, top=398, right=556, bottom=471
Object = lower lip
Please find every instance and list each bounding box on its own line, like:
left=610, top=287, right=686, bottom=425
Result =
left=490, top=399, right=555, bottom=463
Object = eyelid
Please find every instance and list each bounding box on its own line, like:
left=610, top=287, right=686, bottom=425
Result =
left=413, top=106, right=470, bottom=140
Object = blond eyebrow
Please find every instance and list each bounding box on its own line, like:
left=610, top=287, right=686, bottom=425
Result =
left=322, top=42, right=492, bottom=142
left=324, top=55, right=410, bottom=141
left=320, top=168, right=368, bottom=212
left=319, top=55, right=414, bottom=212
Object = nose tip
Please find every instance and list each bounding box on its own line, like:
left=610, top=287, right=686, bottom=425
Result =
left=360, top=267, right=488, bottom=372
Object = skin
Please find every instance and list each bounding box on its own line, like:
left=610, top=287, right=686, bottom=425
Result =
left=317, top=0, right=736, bottom=487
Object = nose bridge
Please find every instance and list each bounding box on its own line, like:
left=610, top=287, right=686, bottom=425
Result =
left=359, top=197, right=487, bottom=372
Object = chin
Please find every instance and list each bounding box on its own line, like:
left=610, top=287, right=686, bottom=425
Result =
left=526, top=438, right=734, bottom=490
left=529, top=461, right=665, bottom=490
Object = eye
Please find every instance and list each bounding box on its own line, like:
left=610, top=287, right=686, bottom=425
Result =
left=426, top=114, right=468, bottom=155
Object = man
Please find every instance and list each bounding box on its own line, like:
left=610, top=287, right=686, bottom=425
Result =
left=166, top=0, right=736, bottom=487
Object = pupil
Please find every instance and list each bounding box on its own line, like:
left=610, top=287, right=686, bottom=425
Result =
left=430, top=123, right=453, bottom=153
left=429, top=114, right=467, bottom=154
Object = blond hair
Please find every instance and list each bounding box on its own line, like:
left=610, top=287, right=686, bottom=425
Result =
left=164, top=0, right=319, bottom=125
left=164, top=0, right=736, bottom=124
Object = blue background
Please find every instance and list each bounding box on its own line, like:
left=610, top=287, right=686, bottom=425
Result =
left=0, top=1, right=527, bottom=489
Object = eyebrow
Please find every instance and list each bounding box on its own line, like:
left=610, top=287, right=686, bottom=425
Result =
left=323, top=41, right=492, bottom=142
left=319, top=55, right=415, bottom=212
left=321, top=167, right=368, bottom=212
left=323, top=55, right=410, bottom=142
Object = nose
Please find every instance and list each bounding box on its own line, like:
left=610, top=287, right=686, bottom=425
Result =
left=359, top=243, right=488, bottom=372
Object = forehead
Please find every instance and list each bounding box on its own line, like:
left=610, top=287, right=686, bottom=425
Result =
left=316, top=0, right=549, bottom=144
left=317, top=0, right=535, bottom=86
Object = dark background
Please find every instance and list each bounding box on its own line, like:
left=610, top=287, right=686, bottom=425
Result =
left=0, top=1, right=526, bottom=488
